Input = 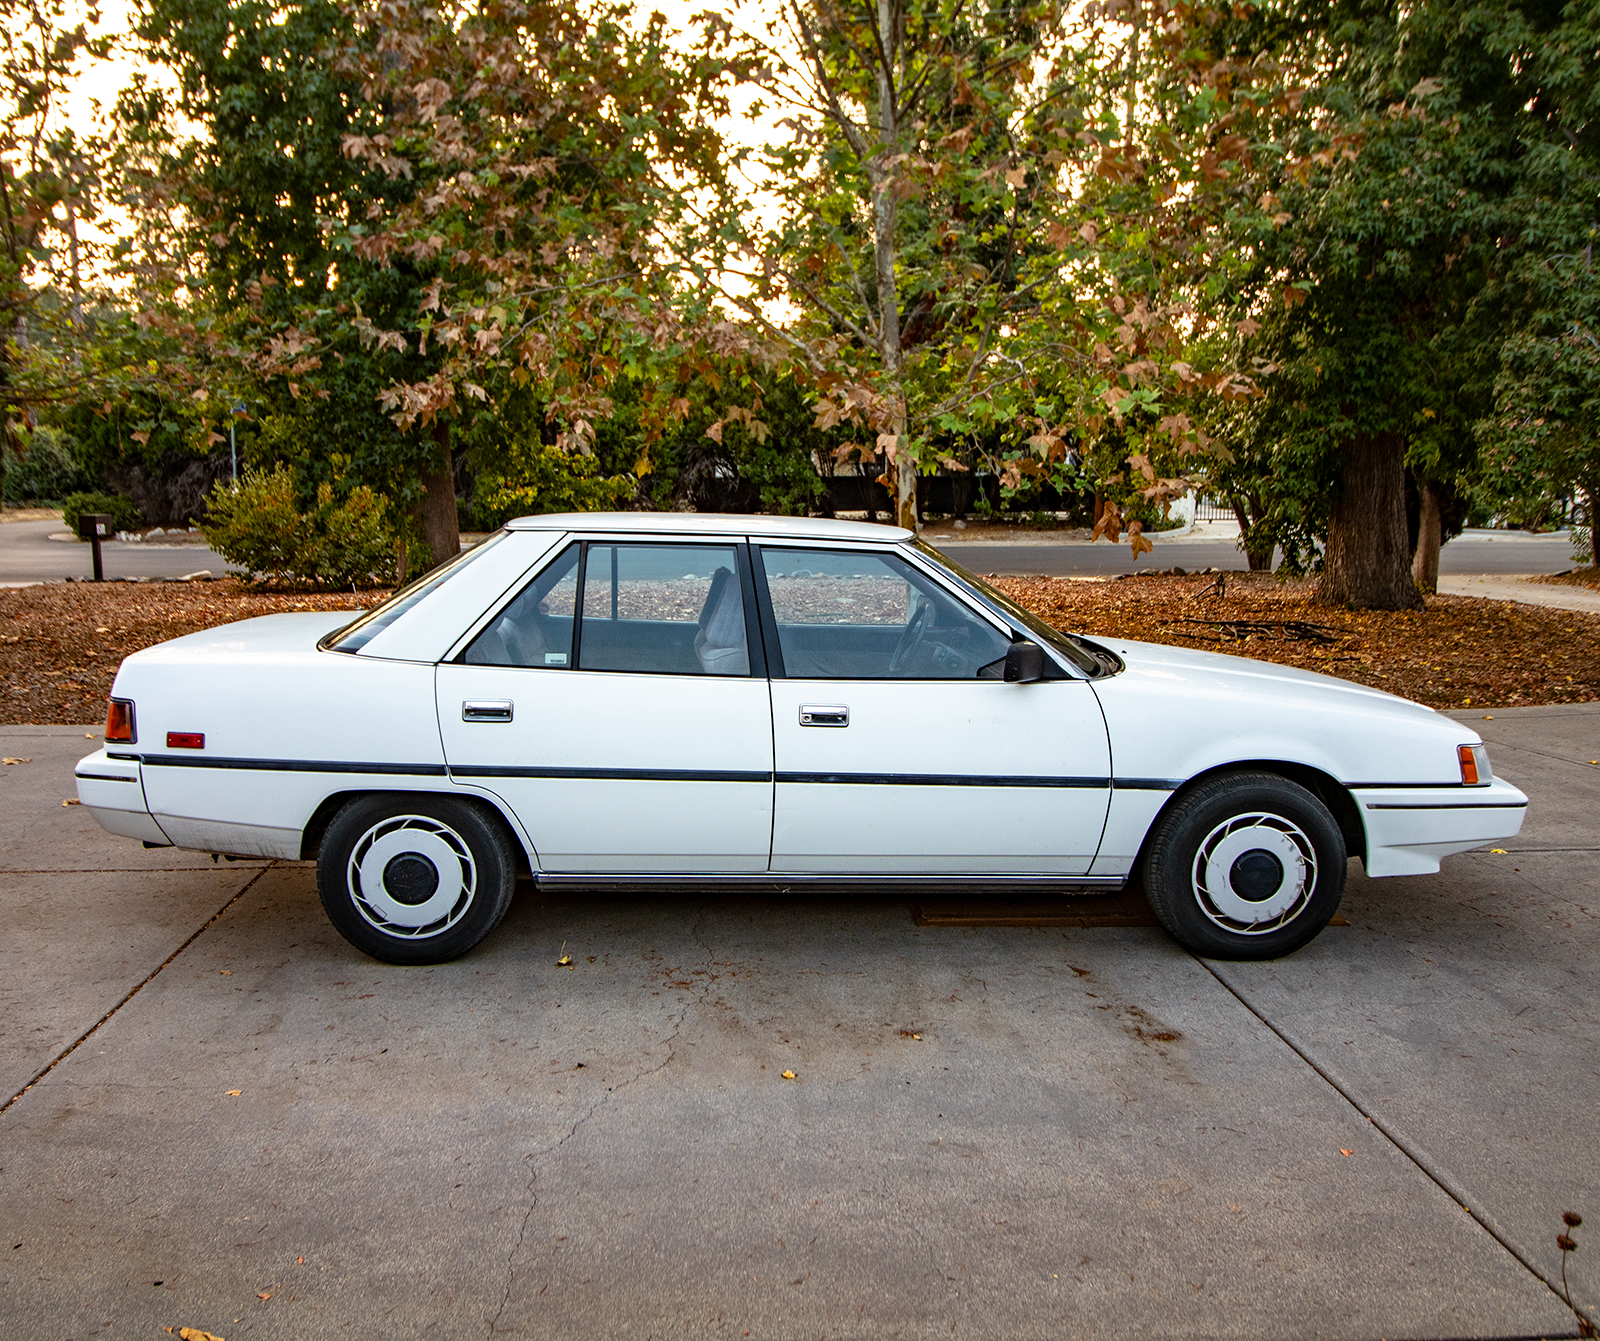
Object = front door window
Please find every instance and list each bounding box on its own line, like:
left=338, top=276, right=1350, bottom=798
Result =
left=759, top=548, right=1010, bottom=679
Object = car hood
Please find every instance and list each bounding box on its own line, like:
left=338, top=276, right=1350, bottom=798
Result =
left=1088, top=638, right=1476, bottom=787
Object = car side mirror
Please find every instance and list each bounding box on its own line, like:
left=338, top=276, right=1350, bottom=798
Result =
left=1004, top=640, right=1045, bottom=683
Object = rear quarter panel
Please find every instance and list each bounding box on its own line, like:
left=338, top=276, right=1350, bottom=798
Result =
left=116, top=617, right=445, bottom=858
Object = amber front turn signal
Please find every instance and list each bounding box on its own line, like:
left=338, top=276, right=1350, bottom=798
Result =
left=1458, top=743, right=1491, bottom=785
left=104, top=698, right=136, bottom=744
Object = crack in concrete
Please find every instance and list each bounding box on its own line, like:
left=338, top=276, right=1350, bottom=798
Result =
left=488, top=911, right=714, bottom=1335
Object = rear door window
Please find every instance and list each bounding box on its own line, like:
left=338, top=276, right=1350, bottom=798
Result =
left=578, top=543, right=751, bottom=676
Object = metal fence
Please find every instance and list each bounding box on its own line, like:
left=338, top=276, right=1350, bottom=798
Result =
left=1193, top=495, right=1236, bottom=522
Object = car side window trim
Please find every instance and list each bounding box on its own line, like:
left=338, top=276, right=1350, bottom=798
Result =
left=748, top=543, right=787, bottom=680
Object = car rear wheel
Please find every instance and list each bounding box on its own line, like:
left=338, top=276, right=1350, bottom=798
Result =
left=1141, top=772, right=1346, bottom=960
left=317, top=794, right=518, bottom=964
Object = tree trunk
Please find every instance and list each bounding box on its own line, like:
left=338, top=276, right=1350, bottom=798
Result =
left=872, top=0, right=916, bottom=533
left=1231, top=496, right=1272, bottom=571
left=418, top=421, right=460, bottom=569
left=1412, top=478, right=1444, bottom=593
left=1316, top=430, right=1424, bottom=610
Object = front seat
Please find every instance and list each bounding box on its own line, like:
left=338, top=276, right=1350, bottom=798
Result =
left=694, top=567, right=750, bottom=675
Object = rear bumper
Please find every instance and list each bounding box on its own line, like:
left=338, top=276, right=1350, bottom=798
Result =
left=1355, top=777, right=1529, bottom=876
left=75, top=749, right=172, bottom=846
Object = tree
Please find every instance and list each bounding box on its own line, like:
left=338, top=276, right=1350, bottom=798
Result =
left=0, top=0, right=114, bottom=490
left=741, top=0, right=1272, bottom=537
left=1180, top=0, right=1593, bottom=608
left=123, top=0, right=467, bottom=563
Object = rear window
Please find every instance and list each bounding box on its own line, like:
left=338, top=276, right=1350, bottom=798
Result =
left=321, top=531, right=509, bottom=653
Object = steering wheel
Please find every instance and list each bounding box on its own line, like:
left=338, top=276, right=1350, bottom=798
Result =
left=889, top=600, right=931, bottom=675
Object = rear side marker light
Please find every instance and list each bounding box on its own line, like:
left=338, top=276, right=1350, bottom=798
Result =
left=105, top=699, right=136, bottom=744
left=1459, top=743, right=1491, bottom=785
left=166, top=732, right=205, bottom=750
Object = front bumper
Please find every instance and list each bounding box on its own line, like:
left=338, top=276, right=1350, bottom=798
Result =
left=1354, top=776, right=1529, bottom=876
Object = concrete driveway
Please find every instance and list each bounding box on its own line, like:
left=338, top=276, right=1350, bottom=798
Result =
left=1, top=709, right=1595, bottom=1339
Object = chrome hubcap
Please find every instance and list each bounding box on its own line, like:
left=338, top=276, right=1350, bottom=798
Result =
left=348, top=815, right=475, bottom=939
left=1191, top=812, right=1317, bottom=935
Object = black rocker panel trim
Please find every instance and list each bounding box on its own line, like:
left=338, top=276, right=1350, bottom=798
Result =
left=74, top=771, right=139, bottom=783
left=1364, top=801, right=1529, bottom=811
left=452, top=765, right=771, bottom=784
left=776, top=771, right=1112, bottom=789
left=136, top=754, right=449, bottom=777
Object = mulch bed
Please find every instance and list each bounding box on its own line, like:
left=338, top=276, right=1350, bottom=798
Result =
left=990, top=571, right=1600, bottom=710
left=3, top=570, right=1597, bottom=725
left=1528, top=566, right=1600, bottom=590
left=1, top=580, right=384, bottom=725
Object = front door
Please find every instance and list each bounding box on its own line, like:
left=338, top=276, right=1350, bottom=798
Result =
left=437, top=539, right=774, bottom=872
left=756, top=544, right=1111, bottom=874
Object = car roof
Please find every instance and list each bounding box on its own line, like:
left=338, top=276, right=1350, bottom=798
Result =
left=503, top=512, right=912, bottom=543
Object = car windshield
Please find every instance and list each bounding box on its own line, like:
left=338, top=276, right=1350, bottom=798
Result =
left=910, top=538, right=1115, bottom=678
left=322, top=531, right=509, bottom=653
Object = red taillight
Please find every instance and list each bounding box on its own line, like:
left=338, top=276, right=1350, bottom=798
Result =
left=166, top=732, right=205, bottom=750
left=1458, top=744, right=1480, bottom=785
left=104, top=699, right=136, bottom=744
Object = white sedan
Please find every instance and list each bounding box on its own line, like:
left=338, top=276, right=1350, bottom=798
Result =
left=76, top=514, right=1527, bottom=963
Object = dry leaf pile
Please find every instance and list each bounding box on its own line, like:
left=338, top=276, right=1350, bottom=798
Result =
left=3, top=570, right=1597, bottom=723
left=993, top=571, right=1600, bottom=709
left=1528, top=567, right=1600, bottom=591
left=1, top=579, right=383, bottom=724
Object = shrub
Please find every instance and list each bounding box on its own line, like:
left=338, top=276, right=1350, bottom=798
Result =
left=201, top=465, right=398, bottom=589
left=3, top=427, right=92, bottom=504
left=60, top=491, right=143, bottom=536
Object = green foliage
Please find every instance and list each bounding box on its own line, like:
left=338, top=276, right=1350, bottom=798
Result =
left=61, top=491, right=142, bottom=535
left=1, top=426, right=91, bottom=504
left=471, top=444, right=634, bottom=528
left=200, top=464, right=397, bottom=588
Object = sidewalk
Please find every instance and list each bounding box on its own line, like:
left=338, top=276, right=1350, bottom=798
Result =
left=1440, top=573, right=1600, bottom=614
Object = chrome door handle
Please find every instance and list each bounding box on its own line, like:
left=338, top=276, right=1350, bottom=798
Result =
left=462, top=700, right=514, bottom=723
left=799, top=704, right=849, bottom=727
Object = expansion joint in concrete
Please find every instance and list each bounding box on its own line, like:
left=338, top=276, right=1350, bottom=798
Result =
left=0, top=864, right=271, bottom=1116
left=1196, top=955, right=1598, bottom=1330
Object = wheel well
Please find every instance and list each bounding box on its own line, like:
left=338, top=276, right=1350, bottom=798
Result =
left=1129, top=761, right=1365, bottom=878
left=298, top=790, right=534, bottom=874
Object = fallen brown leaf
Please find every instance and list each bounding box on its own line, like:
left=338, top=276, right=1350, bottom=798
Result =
left=225, top=1090, right=242, bottom=1097
left=60, top=798, right=79, bottom=806
left=176, top=1329, right=225, bottom=1341
left=1339, top=1149, right=1353, bottom=1157
left=256, top=1292, right=271, bottom=1301
left=781, top=1070, right=798, bottom=1080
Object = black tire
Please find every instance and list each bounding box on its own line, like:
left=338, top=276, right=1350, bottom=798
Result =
left=316, top=794, right=519, bottom=964
left=1141, top=771, right=1346, bottom=960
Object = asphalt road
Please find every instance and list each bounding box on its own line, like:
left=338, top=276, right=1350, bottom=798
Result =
left=0, top=518, right=236, bottom=584
left=1, top=708, right=1595, bottom=1339
left=3, top=516, right=1583, bottom=584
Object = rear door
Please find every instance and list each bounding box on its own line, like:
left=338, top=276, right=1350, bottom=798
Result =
left=756, top=544, right=1111, bottom=874
left=436, top=538, right=774, bottom=873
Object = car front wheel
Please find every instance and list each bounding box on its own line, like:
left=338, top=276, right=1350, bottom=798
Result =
left=316, top=794, right=519, bottom=964
left=1141, top=772, right=1346, bottom=960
